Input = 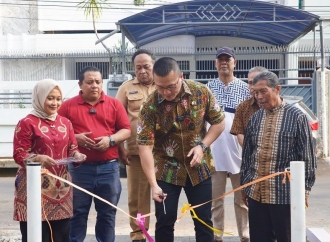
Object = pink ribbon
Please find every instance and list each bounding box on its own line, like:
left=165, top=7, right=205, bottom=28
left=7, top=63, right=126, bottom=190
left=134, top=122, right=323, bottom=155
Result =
left=136, top=213, right=154, bottom=242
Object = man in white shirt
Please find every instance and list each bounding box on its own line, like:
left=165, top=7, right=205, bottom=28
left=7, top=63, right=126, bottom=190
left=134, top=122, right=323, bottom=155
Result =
left=206, top=47, right=250, bottom=242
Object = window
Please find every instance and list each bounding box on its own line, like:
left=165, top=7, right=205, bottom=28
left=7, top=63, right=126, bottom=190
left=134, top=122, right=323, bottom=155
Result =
left=76, top=62, right=110, bottom=80
left=196, top=59, right=279, bottom=81
left=177, top=61, right=190, bottom=79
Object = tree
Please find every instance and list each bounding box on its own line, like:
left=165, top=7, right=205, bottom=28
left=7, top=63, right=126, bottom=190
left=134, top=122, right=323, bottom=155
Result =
left=78, top=0, right=146, bottom=74
left=78, top=0, right=146, bottom=51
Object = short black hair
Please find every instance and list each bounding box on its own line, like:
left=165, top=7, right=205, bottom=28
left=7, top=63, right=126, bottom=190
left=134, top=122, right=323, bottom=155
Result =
left=153, top=57, right=181, bottom=77
left=78, top=66, right=102, bottom=82
left=131, top=49, right=156, bottom=64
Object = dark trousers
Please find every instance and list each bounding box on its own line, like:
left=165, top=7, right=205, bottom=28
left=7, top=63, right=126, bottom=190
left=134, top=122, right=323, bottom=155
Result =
left=155, top=177, right=213, bottom=242
left=68, top=161, right=121, bottom=242
left=248, top=197, right=291, bottom=242
left=20, top=218, right=70, bottom=242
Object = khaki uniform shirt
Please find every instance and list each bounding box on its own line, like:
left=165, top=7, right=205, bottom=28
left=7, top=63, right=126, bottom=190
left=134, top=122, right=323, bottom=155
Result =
left=230, top=96, right=260, bottom=135
left=136, top=80, right=225, bottom=186
left=116, top=78, right=156, bottom=155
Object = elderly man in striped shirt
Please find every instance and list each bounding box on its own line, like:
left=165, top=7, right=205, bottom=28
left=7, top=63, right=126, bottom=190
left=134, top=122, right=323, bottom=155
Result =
left=241, top=71, right=317, bottom=242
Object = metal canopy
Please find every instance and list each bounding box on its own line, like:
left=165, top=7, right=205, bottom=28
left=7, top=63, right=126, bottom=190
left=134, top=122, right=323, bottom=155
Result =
left=118, top=0, right=320, bottom=47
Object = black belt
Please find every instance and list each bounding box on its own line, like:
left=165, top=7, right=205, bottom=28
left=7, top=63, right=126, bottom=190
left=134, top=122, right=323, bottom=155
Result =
left=84, top=159, right=117, bottom=165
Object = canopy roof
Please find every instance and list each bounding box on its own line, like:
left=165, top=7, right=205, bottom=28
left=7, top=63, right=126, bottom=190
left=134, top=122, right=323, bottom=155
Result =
left=118, top=0, right=320, bottom=47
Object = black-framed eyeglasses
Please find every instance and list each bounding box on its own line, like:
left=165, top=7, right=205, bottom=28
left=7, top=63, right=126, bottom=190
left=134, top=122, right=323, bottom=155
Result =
left=155, top=78, right=180, bottom=92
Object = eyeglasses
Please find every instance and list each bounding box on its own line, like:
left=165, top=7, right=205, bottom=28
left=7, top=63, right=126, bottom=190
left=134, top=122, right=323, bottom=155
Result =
left=155, top=78, right=180, bottom=92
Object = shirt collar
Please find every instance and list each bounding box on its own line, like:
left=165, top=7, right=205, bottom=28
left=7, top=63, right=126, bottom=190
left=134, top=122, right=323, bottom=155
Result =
left=132, top=77, right=155, bottom=86
left=77, top=90, right=105, bottom=105
left=132, top=78, right=141, bottom=85
left=157, top=79, right=192, bottom=104
left=218, top=77, right=238, bottom=86
left=266, top=98, right=285, bottom=113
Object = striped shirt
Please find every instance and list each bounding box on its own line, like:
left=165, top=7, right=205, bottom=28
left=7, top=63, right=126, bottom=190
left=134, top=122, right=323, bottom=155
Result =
left=241, top=101, right=316, bottom=204
left=206, top=78, right=250, bottom=173
left=206, top=78, right=250, bottom=111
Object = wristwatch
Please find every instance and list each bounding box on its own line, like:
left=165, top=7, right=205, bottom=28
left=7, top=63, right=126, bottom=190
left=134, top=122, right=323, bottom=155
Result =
left=198, top=142, right=208, bottom=152
left=109, top=136, right=116, bottom=147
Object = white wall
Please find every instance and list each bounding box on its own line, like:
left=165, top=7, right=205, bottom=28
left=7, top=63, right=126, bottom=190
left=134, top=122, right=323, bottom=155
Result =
left=0, top=33, right=132, bottom=51
left=285, top=0, right=330, bottom=18
left=195, top=36, right=271, bottom=47
left=142, top=35, right=196, bottom=51
left=0, top=80, right=110, bottom=158
left=0, top=109, right=32, bottom=158
left=0, top=0, right=39, bottom=35
left=1, top=0, right=329, bottom=52
left=35, top=0, right=330, bottom=33
left=37, top=0, right=185, bottom=32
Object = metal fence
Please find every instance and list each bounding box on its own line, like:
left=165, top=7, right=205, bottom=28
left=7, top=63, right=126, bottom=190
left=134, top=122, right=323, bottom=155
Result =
left=0, top=45, right=329, bottom=82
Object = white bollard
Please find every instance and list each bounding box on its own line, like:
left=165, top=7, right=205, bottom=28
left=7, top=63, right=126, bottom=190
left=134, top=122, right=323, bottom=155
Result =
left=27, top=162, right=42, bottom=242
left=290, top=161, right=306, bottom=242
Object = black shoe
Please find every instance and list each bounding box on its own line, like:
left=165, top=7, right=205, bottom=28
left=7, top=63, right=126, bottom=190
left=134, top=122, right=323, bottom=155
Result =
left=132, top=240, right=146, bottom=242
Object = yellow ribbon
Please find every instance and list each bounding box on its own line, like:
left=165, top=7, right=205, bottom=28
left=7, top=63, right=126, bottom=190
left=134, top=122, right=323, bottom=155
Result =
left=177, top=203, right=234, bottom=236
left=41, top=168, right=292, bottom=238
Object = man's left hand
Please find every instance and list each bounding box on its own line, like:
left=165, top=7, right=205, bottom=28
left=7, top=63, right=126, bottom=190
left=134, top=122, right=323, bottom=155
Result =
left=187, top=145, right=204, bottom=167
left=94, top=136, right=110, bottom=152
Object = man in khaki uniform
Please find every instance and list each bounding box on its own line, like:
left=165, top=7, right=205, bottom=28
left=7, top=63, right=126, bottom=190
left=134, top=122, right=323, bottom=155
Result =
left=116, top=49, right=156, bottom=242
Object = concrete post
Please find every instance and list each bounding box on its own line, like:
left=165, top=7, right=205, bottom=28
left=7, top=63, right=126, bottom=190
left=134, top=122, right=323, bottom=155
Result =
left=316, top=67, right=330, bottom=158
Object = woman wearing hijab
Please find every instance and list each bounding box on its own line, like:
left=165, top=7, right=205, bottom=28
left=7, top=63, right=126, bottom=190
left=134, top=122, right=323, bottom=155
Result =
left=13, top=79, right=86, bottom=242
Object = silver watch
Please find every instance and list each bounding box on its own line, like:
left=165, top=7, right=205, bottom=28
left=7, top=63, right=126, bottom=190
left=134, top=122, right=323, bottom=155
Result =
left=199, top=142, right=208, bottom=152
left=109, top=136, right=116, bottom=147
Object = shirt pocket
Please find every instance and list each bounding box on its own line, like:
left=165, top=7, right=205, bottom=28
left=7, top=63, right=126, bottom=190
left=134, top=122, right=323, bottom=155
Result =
left=128, top=94, right=144, bottom=112
left=279, top=131, right=295, bottom=146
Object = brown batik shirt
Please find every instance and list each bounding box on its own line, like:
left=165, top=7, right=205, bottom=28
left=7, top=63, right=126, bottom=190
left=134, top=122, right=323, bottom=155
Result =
left=241, top=101, right=316, bottom=204
left=136, top=80, right=225, bottom=186
left=230, top=96, right=260, bottom=136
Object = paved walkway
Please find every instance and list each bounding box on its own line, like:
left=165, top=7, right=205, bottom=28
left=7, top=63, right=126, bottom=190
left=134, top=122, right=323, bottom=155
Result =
left=1, top=159, right=330, bottom=241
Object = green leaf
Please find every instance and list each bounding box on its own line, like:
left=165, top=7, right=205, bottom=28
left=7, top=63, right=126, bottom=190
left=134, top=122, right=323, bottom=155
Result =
left=77, top=0, right=109, bottom=20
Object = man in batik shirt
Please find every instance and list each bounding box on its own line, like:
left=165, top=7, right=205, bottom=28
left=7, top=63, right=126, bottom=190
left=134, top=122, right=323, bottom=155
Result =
left=241, top=71, right=316, bottom=242
left=137, top=57, right=225, bottom=242
left=231, top=66, right=268, bottom=146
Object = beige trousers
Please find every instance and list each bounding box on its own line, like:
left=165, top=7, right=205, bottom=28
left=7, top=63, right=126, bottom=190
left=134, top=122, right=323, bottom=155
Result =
left=127, top=155, right=151, bottom=240
left=211, top=171, right=249, bottom=240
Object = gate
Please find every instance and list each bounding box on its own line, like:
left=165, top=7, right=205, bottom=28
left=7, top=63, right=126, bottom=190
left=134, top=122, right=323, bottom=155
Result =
left=279, top=77, right=315, bottom=113
left=197, top=76, right=316, bottom=113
